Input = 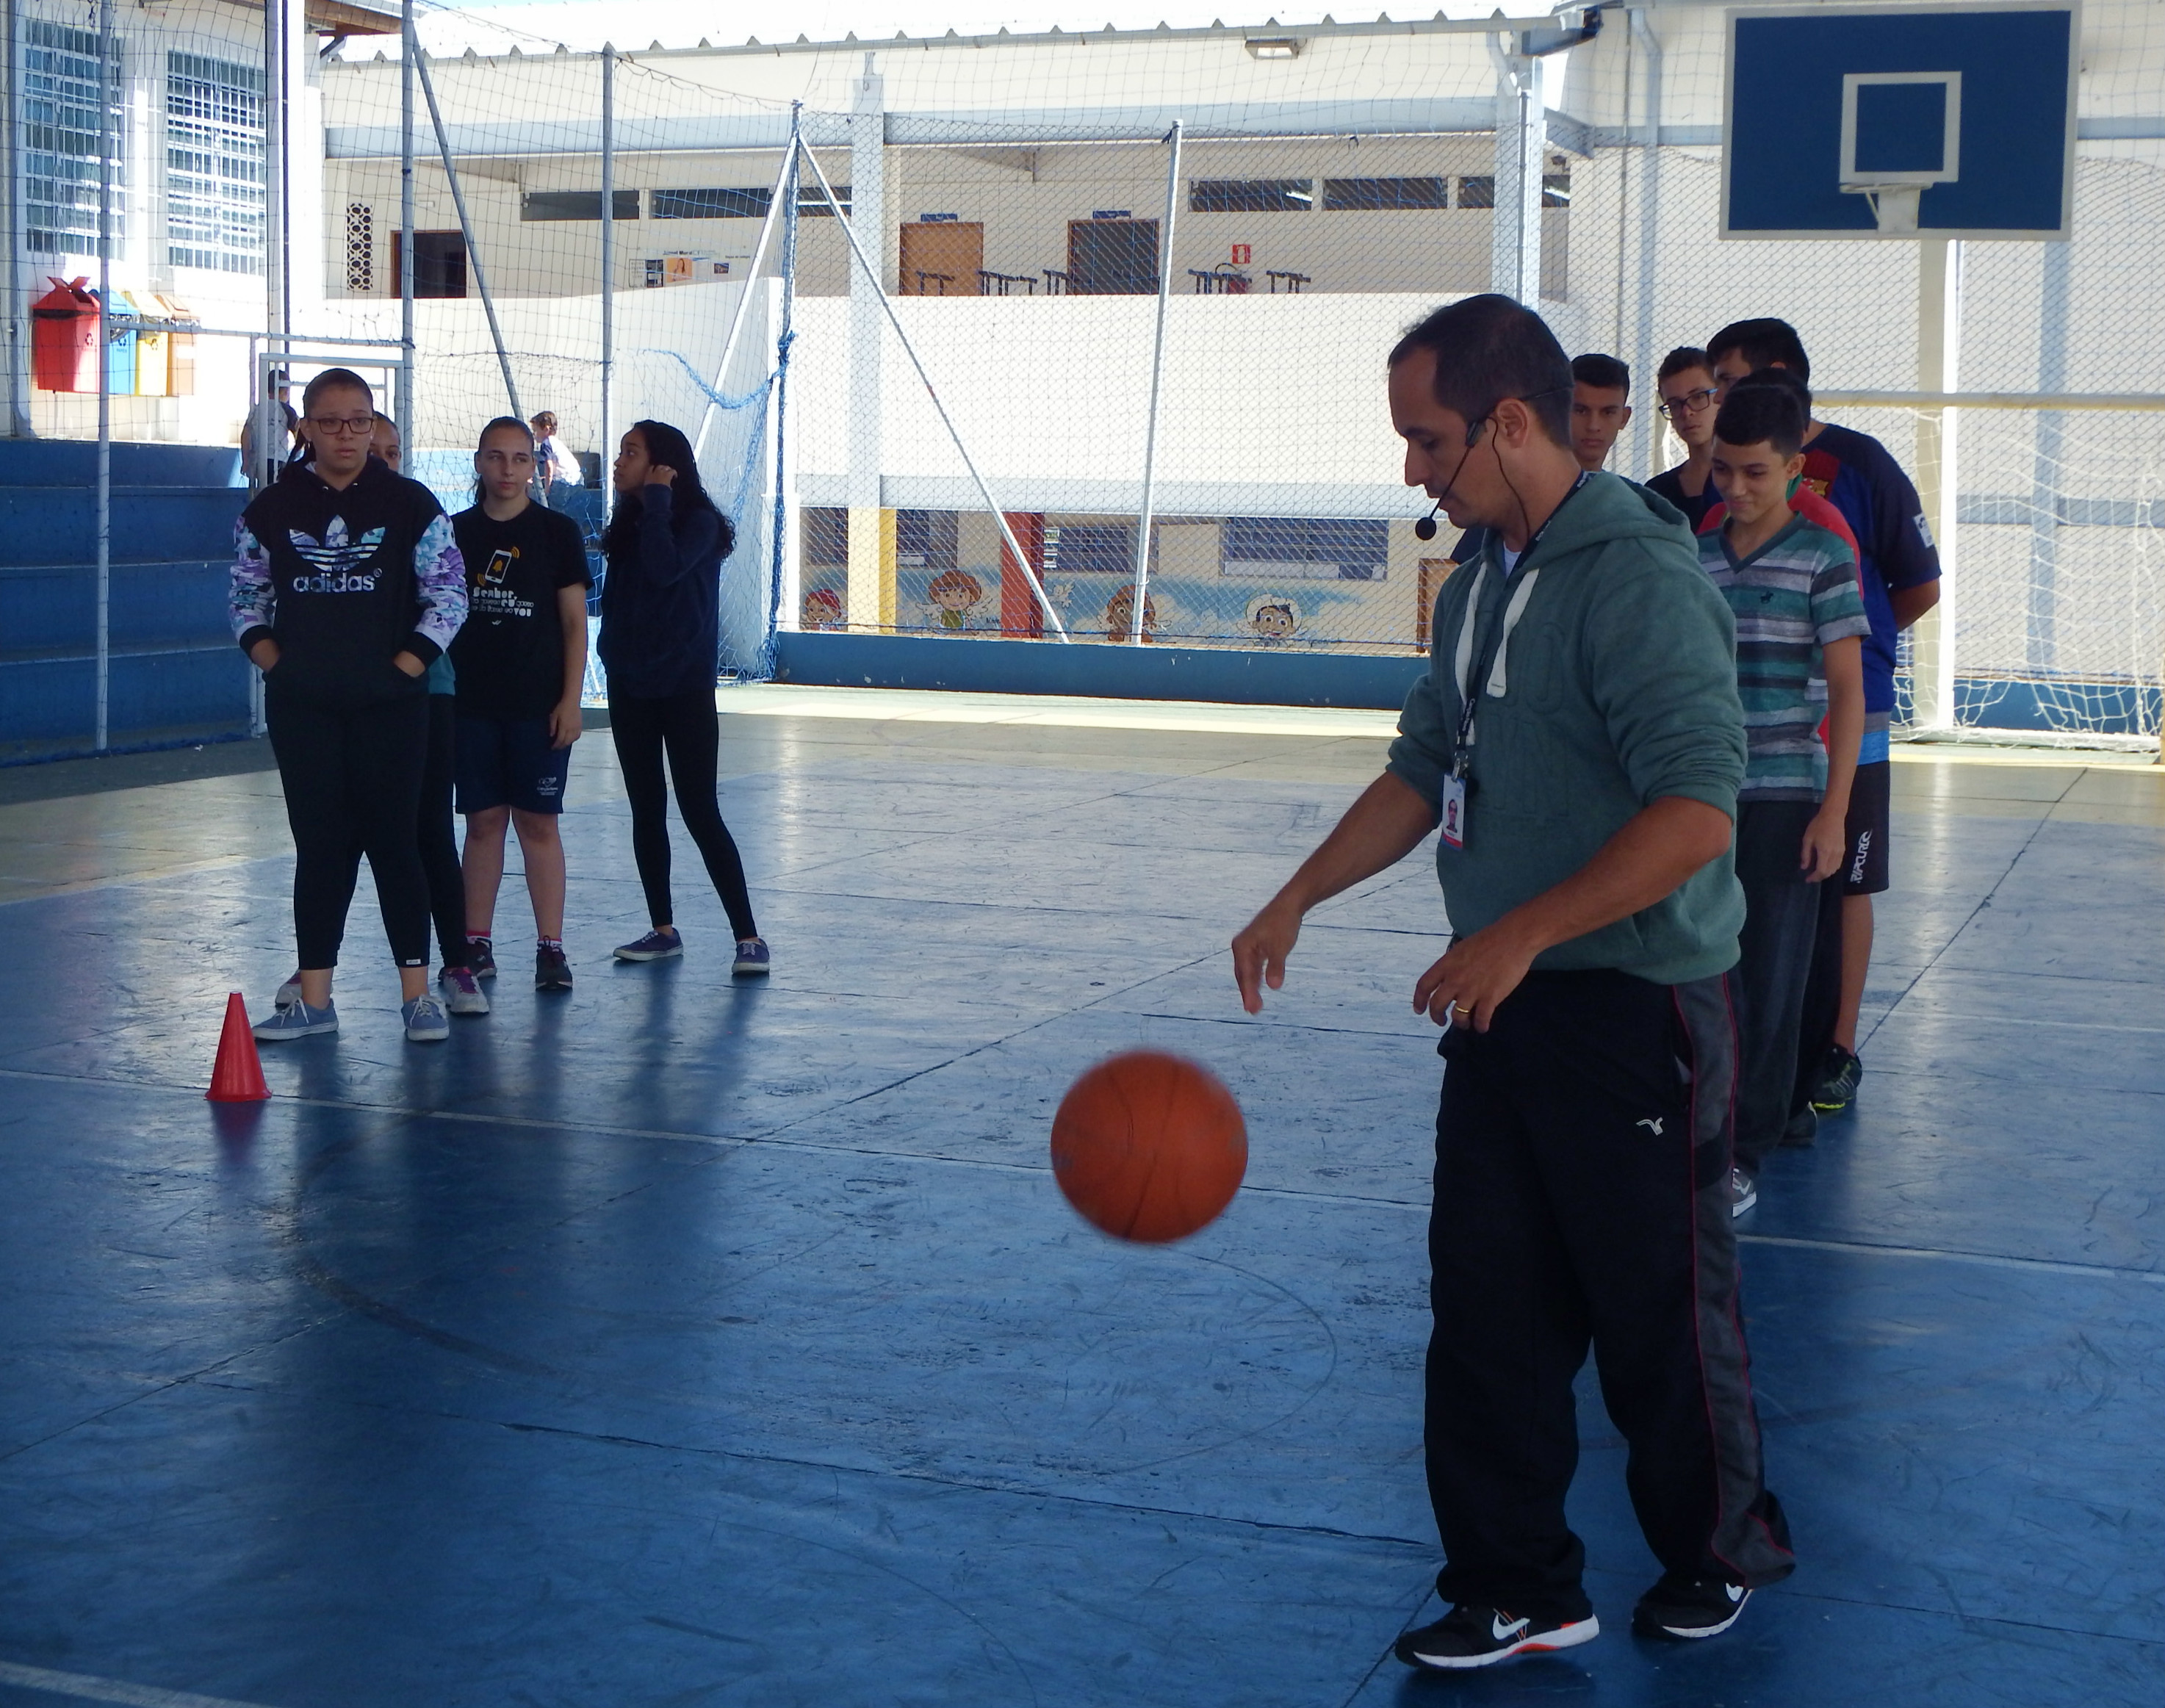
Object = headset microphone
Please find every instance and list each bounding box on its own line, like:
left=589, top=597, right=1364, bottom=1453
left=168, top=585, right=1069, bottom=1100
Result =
left=1410, top=415, right=1489, bottom=544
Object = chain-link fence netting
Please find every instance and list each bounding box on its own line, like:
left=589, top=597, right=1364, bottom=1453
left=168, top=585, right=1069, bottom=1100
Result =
left=9, top=2, right=2163, bottom=741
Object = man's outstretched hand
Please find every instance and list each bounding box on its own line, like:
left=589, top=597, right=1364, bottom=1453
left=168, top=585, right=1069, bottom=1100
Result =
left=1232, top=897, right=1305, bottom=1015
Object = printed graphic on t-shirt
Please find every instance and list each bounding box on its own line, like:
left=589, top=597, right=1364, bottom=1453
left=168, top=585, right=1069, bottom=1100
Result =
left=472, top=546, right=537, bottom=622
left=287, top=519, right=386, bottom=592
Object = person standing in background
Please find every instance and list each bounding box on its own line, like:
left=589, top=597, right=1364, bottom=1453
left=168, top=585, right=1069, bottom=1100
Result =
left=532, top=411, right=582, bottom=510
left=1645, top=348, right=1721, bottom=533
left=599, top=419, right=771, bottom=976
left=452, top=418, right=592, bottom=993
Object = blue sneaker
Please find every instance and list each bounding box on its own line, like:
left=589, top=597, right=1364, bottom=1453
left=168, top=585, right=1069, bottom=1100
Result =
left=614, top=927, right=683, bottom=962
left=255, top=998, right=337, bottom=1041
left=732, top=937, right=771, bottom=976
left=402, top=992, right=450, bottom=1042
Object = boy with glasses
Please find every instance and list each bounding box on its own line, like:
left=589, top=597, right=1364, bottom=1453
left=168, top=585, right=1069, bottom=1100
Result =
left=1646, top=347, right=1720, bottom=530
left=1706, top=319, right=1941, bottom=1123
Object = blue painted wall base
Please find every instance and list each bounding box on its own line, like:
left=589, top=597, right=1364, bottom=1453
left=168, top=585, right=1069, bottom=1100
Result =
left=773, top=632, right=1430, bottom=710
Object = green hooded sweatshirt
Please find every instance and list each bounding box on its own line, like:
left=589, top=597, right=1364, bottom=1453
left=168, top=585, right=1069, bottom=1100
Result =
left=1387, top=471, right=1747, bottom=985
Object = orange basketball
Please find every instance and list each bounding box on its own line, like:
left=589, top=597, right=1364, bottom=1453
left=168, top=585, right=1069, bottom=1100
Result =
left=1050, top=1051, right=1247, bottom=1243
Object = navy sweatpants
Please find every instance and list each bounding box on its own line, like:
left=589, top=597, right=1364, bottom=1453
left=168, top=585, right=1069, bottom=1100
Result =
left=1425, top=967, right=1795, bottom=1622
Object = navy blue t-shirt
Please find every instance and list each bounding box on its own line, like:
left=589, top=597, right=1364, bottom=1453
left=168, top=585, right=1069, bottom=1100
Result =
left=1799, top=424, right=1940, bottom=718
left=1646, top=465, right=1718, bottom=533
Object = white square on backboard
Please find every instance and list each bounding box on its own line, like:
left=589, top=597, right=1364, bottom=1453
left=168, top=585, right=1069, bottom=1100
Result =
left=1840, top=71, right=1963, bottom=187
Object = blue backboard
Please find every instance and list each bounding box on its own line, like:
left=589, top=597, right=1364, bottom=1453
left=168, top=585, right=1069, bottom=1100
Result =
left=1723, top=3, right=2078, bottom=239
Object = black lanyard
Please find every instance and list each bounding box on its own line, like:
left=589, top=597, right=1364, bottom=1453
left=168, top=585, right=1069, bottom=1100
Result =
left=1449, top=473, right=1588, bottom=773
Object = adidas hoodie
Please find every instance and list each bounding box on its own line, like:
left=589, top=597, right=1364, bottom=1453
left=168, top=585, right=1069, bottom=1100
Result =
left=230, top=458, right=467, bottom=703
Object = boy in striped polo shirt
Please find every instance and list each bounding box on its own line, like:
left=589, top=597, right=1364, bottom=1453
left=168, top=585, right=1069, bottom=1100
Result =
left=1699, top=381, right=1867, bottom=1215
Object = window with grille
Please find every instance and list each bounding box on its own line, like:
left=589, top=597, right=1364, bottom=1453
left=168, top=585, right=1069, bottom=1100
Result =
left=1222, top=518, right=1389, bottom=580
left=24, top=21, right=125, bottom=256
left=1322, top=176, right=1449, bottom=212
left=166, top=52, right=264, bottom=274
left=1189, top=179, right=1314, bottom=214
left=521, top=190, right=640, bottom=221
left=1457, top=176, right=1496, bottom=209
left=652, top=185, right=851, bottom=219
left=345, top=203, right=373, bottom=292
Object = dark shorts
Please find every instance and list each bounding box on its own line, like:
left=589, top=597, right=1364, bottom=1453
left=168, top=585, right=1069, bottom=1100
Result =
left=455, top=713, right=571, bottom=815
left=1841, top=759, right=1891, bottom=896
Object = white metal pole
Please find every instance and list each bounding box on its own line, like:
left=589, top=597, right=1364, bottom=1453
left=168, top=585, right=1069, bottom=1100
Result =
left=95, top=0, right=113, bottom=752
left=414, top=48, right=521, bottom=422
left=2, top=0, right=30, bottom=437
left=600, top=45, right=615, bottom=522
left=1128, top=120, right=1182, bottom=646
left=693, top=136, right=797, bottom=461
left=397, top=1, right=415, bottom=447
left=796, top=144, right=1068, bottom=641
left=1934, top=239, right=1964, bottom=728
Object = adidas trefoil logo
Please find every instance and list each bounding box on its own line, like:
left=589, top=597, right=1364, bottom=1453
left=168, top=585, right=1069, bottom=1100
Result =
left=288, top=517, right=386, bottom=592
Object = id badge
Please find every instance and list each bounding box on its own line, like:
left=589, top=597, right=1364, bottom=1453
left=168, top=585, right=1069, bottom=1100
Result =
left=1440, top=774, right=1468, bottom=849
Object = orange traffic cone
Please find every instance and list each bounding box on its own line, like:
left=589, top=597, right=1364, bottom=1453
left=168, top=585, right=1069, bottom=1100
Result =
left=206, top=991, right=270, bottom=1103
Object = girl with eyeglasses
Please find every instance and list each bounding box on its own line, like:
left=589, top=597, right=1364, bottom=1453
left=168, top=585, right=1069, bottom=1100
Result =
left=230, top=367, right=469, bottom=1044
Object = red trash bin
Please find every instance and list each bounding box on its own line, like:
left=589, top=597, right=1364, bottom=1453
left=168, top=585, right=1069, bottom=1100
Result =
left=32, top=276, right=100, bottom=392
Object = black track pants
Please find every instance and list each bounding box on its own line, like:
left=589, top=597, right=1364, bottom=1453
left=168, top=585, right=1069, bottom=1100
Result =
left=266, top=685, right=431, bottom=970
left=419, top=695, right=469, bottom=970
left=608, top=688, right=757, bottom=940
left=1425, top=969, right=1794, bottom=1624
left=1732, top=801, right=1822, bottom=1174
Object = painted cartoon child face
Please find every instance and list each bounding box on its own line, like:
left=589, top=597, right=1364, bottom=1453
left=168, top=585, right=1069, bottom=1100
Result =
left=932, top=581, right=978, bottom=612
left=802, top=590, right=844, bottom=629
left=1253, top=604, right=1295, bottom=639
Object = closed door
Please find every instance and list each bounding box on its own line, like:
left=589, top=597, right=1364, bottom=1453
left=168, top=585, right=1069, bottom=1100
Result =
left=899, top=222, right=984, bottom=295
left=1068, top=218, right=1159, bottom=295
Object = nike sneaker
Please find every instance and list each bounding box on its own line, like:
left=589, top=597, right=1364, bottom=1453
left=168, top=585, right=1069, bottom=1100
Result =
left=1395, top=1604, right=1599, bottom=1671
left=1633, top=1573, right=1751, bottom=1640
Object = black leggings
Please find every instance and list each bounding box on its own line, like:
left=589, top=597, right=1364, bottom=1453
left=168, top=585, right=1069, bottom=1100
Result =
left=419, top=695, right=469, bottom=968
left=267, top=685, right=431, bottom=969
left=609, top=688, right=757, bottom=940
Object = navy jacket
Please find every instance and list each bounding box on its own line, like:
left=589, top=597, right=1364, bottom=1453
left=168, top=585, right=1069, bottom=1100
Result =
left=596, top=485, right=733, bottom=699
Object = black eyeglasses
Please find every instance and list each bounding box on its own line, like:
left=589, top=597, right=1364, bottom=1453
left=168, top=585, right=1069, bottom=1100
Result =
left=1657, top=387, right=1718, bottom=420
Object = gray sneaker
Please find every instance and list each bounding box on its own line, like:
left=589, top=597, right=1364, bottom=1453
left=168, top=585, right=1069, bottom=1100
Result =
left=255, top=998, right=337, bottom=1041
left=402, top=992, right=450, bottom=1042
left=1729, top=1167, right=1758, bottom=1218
left=439, top=965, right=491, bottom=1015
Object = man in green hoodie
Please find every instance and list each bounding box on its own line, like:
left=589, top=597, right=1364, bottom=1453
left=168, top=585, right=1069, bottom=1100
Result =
left=1232, top=295, right=1794, bottom=1671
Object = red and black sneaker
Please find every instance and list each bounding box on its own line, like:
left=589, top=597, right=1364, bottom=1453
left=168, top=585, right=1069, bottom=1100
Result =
left=1394, top=1604, right=1599, bottom=1671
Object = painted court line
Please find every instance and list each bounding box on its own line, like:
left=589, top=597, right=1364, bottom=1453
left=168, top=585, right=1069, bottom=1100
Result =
left=0, top=1660, right=281, bottom=1708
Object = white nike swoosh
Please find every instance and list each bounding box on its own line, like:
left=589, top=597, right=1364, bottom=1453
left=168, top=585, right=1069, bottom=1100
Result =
left=1491, top=1614, right=1530, bottom=1641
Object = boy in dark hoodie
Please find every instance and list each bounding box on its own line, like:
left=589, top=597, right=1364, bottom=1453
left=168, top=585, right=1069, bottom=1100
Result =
left=1233, top=295, right=1792, bottom=1671
left=230, top=367, right=468, bottom=1044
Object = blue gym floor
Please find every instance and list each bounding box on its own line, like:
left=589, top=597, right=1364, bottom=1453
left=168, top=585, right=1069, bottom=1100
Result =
left=1, top=688, right=2160, bottom=1708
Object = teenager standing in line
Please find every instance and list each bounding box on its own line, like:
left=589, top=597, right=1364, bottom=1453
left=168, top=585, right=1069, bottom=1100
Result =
left=451, top=418, right=592, bottom=992
left=1707, top=319, right=1941, bottom=1123
left=232, top=368, right=468, bottom=1043
left=1644, top=347, right=1721, bottom=533
left=274, top=411, right=488, bottom=1017
left=598, top=420, right=770, bottom=974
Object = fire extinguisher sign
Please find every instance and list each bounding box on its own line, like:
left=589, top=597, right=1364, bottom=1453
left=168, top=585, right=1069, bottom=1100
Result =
left=1231, top=244, right=1251, bottom=264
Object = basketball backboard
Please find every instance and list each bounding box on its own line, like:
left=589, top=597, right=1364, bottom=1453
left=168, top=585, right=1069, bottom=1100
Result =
left=1723, top=3, right=2078, bottom=239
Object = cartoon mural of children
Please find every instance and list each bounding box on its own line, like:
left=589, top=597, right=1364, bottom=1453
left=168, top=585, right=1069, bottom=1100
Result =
left=926, top=568, right=985, bottom=631
left=801, top=587, right=845, bottom=630
left=1105, top=584, right=1159, bottom=644
left=1246, top=594, right=1298, bottom=646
